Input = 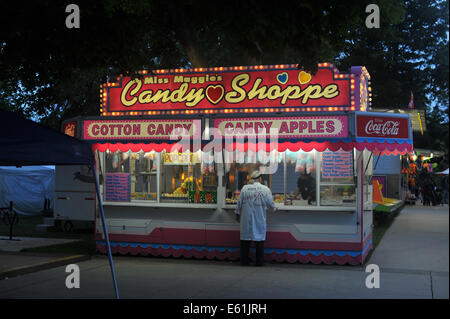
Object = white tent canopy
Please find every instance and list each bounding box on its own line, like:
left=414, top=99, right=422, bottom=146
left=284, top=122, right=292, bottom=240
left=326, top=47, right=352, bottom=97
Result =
left=435, top=168, right=449, bottom=175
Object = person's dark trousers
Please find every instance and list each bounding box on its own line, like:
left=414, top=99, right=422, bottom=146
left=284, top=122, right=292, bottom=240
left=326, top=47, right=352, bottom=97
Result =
left=255, top=241, right=264, bottom=266
left=240, top=240, right=250, bottom=265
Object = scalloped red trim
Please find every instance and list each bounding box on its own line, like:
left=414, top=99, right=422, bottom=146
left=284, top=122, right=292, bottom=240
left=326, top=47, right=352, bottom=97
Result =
left=223, top=141, right=413, bottom=154
left=97, top=243, right=363, bottom=265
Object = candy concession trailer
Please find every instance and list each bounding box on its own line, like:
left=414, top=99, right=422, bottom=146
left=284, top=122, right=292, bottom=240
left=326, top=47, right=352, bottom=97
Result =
left=63, top=64, right=413, bottom=265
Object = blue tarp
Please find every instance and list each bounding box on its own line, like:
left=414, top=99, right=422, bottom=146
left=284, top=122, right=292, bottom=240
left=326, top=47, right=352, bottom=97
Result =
left=0, top=166, right=55, bottom=215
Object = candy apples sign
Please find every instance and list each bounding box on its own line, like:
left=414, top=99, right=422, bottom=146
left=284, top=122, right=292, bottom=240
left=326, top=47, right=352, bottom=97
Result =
left=356, top=114, right=409, bottom=139
left=214, top=116, right=348, bottom=139
left=102, top=64, right=355, bottom=115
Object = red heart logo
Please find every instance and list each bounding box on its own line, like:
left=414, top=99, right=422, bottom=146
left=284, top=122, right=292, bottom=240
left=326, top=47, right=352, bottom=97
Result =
left=206, top=85, right=224, bottom=105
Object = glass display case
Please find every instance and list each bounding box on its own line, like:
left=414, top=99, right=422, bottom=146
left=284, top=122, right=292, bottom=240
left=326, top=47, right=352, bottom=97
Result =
left=160, top=151, right=217, bottom=204
left=318, top=149, right=356, bottom=207
left=103, top=150, right=218, bottom=204
left=223, top=149, right=356, bottom=208
left=102, top=148, right=357, bottom=208
left=320, top=185, right=356, bottom=206
left=131, top=151, right=157, bottom=201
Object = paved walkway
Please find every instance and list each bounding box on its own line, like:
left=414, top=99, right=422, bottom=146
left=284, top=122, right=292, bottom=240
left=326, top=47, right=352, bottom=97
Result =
left=0, top=251, right=90, bottom=280
left=0, top=205, right=448, bottom=299
left=0, top=236, right=80, bottom=252
left=368, top=203, right=449, bottom=298
left=0, top=237, right=88, bottom=280
left=0, top=254, right=445, bottom=299
left=369, top=204, right=449, bottom=273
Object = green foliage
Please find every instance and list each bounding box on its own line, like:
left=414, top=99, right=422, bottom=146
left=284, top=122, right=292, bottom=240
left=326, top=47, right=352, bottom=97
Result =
left=338, top=0, right=449, bottom=162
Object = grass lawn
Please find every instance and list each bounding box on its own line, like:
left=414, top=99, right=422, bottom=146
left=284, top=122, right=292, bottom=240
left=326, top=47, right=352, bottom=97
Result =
left=0, top=215, right=96, bottom=255
left=20, top=237, right=96, bottom=255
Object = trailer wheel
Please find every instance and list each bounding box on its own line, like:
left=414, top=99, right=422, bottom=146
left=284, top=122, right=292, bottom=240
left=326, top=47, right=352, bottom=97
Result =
left=63, top=220, right=74, bottom=233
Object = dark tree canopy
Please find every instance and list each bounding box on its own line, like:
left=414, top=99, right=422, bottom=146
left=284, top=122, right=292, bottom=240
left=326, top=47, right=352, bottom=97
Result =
left=338, top=0, right=449, bottom=112
left=336, top=0, right=449, bottom=166
left=0, top=0, right=448, bottom=163
left=0, top=1, right=404, bottom=120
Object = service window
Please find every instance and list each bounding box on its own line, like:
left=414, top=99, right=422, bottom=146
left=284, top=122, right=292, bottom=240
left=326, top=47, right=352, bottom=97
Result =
left=285, top=150, right=317, bottom=206
left=224, top=148, right=356, bottom=208
left=225, top=150, right=284, bottom=205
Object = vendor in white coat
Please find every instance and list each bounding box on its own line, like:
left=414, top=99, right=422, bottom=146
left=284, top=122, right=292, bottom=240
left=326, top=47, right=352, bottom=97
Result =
left=235, top=169, right=276, bottom=266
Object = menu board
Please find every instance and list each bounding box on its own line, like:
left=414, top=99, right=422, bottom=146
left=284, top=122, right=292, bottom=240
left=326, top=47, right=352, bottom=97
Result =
left=322, top=151, right=353, bottom=178
left=105, top=173, right=130, bottom=201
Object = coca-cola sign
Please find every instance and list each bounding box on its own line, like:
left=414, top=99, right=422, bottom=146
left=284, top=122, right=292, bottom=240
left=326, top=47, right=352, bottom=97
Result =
left=356, top=114, right=409, bottom=139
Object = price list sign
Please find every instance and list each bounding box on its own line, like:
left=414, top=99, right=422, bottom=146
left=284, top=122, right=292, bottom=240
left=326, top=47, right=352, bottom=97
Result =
left=322, top=150, right=353, bottom=178
left=105, top=173, right=130, bottom=202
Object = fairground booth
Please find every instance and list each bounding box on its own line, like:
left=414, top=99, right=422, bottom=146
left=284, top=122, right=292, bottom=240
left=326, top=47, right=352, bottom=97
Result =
left=63, top=63, right=413, bottom=265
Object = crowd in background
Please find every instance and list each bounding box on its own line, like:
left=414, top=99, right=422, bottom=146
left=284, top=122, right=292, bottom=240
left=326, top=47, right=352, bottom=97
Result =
left=403, top=154, right=448, bottom=206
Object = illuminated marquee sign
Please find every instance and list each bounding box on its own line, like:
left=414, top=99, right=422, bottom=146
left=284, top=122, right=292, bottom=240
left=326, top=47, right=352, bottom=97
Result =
left=100, top=64, right=369, bottom=116
left=214, top=116, right=348, bottom=138
left=83, top=119, right=200, bottom=140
